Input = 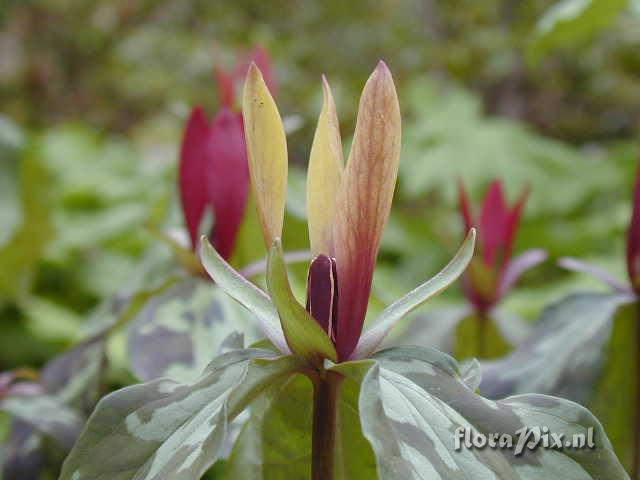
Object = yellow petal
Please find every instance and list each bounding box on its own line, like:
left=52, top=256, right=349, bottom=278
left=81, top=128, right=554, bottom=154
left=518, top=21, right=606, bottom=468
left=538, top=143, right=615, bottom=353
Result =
left=242, top=63, right=288, bottom=248
left=332, top=61, right=402, bottom=360
left=307, top=76, right=344, bottom=256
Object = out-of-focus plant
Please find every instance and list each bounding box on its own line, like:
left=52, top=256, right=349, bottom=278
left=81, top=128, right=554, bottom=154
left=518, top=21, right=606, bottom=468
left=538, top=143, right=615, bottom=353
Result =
left=0, top=340, right=105, bottom=478
left=480, top=157, right=640, bottom=477
left=388, top=180, right=546, bottom=361
left=124, top=47, right=316, bottom=385
left=58, top=63, right=627, bottom=480
left=457, top=180, right=547, bottom=357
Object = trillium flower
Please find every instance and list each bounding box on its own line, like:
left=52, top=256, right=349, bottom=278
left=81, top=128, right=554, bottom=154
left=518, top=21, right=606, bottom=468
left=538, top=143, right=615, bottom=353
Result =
left=178, top=46, right=276, bottom=263
left=459, top=180, right=547, bottom=315
left=559, top=162, right=640, bottom=294
left=201, top=61, right=476, bottom=364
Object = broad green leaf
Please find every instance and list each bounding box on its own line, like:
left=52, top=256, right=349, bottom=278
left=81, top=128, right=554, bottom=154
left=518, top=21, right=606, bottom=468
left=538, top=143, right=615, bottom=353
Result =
left=128, top=278, right=259, bottom=383
left=307, top=76, right=343, bottom=256
left=364, top=346, right=628, bottom=479
left=59, top=349, right=301, bottom=480
left=266, top=239, right=337, bottom=364
left=242, top=63, right=288, bottom=248
left=480, top=292, right=634, bottom=402
left=590, top=302, right=637, bottom=473
left=352, top=228, right=475, bottom=359
left=200, top=236, right=289, bottom=354
left=530, top=0, right=627, bottom=58
left=0, top=140, right=54, bottom=299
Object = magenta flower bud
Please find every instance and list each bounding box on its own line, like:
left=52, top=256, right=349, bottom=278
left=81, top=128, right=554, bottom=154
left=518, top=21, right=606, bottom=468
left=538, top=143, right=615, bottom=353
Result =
left=179, top=46, right=276, bottom=261
left=459, top=180, right=544, bottom=315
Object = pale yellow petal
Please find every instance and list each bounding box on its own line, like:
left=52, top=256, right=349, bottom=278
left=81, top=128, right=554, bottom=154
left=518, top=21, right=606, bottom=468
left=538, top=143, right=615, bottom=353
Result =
left=307, top=76, right=344, bottom=256
left=242, top=63, right=288, bottom=248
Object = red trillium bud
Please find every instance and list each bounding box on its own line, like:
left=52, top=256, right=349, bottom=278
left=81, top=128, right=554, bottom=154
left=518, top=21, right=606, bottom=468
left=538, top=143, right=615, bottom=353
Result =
left=627, top=165, right=640, bottom=293
left=179, top=107, right=249, bottom=260
left=306, top=255, right=339, bottom=343
left=459, top=180, right=528, bottom=314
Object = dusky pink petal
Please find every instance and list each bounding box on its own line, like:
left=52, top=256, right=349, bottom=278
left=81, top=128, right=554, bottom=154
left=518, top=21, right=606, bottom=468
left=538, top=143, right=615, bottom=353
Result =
left=333, top=61, right=401, bottom=361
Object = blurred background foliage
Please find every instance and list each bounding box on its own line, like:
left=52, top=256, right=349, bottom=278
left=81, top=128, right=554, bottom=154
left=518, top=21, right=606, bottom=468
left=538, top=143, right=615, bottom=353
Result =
left=0, top=0, right=639, bottom=371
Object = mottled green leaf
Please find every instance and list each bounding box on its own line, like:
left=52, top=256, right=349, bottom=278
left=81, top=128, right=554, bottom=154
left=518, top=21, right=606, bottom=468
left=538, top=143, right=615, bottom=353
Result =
left=59, top=349, right=301, bottom=480
left=200, top=236, right=289, bottom=354
left=365, top=346, right=628, bottom=479
left=128, top=278, right=259, bottom=383
left=41, top=337, right=106, bottom=411
left=480, top=292, right=634, bottom=402
left=0, top=396, right=83, bottom=451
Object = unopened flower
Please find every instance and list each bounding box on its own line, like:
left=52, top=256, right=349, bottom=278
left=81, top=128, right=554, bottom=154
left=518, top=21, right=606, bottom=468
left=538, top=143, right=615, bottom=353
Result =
left=459, top=180, right=547, bottom=315
left=201, top=62, right=475, bottom=364
left=179, top=47, right=275, bottom=261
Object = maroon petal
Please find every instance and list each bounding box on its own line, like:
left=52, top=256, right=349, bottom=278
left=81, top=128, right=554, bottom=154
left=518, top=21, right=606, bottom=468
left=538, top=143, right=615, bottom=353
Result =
left=305, top=255, right=338, bottom=341
left=479, top=180, right=508, bottom=267
left=205, top=108, right=250, bottom=261
left=179, top=107, right=210, bottom=250
left=627, top=165, right=640, bottom=292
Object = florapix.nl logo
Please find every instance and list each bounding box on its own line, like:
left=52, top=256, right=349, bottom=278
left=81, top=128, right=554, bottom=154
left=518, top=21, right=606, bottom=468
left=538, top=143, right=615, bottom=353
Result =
left=454, top=426, right=596, bottom=456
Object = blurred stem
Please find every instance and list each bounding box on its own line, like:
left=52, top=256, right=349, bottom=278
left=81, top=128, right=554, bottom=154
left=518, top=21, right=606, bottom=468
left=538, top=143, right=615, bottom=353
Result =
left=634, top=304, right=640, bottom=480
left=311, top=369, right=342, bottom=480
left=477, top=314, right=487, bottom=358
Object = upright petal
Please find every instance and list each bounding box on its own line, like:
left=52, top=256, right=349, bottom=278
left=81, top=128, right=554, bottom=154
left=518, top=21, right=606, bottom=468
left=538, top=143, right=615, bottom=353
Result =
left=627, top=165, right=640, bottom=292
left=179, top=107, right=210, bottom=250
left=333, top=61, right=401, bottom=360
left=503, top=185, right=529, bottom=265
left=205, top=108, right=250, bottom=260
left=479, top=180, right=508, bottom=267
left=307, top=76, right=344, bottom=256
left=242, top=63, right=288, bottom=248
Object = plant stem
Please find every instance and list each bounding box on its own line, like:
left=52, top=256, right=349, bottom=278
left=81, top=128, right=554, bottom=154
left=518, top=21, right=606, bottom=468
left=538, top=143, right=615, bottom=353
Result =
left=634, top=304, right=640, bottom=480
left=311, top=370, right=342, bottom=480
left=477, top=313, right=487, bottom=359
